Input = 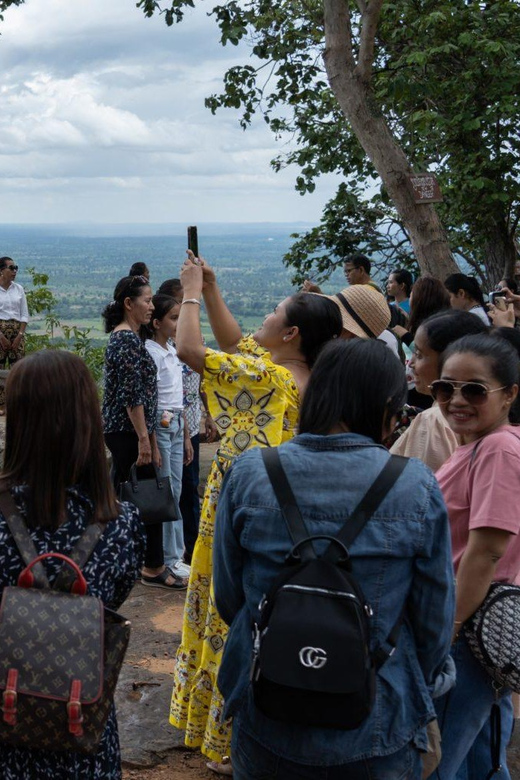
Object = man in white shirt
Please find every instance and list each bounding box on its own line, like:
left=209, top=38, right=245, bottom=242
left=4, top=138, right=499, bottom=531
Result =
left=0, top=257, right=29, bottom=413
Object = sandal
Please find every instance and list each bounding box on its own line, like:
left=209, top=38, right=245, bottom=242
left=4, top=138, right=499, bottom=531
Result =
left=206, top=758, right=233, bottom=776
left=141, top=568, right=188, bottom=590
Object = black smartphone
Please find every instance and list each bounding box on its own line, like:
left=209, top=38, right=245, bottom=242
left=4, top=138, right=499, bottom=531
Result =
left=187, top=226, right=199, bottom=259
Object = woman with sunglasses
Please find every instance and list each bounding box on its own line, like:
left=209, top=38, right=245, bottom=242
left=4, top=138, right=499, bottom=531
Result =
left=0, top=257, right=28, bottom=416
left=390, top=311, right=488, bottom=470
left=429, top=334, right=520, bottom=779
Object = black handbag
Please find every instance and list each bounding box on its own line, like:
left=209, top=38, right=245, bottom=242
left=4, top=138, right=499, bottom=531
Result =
left=119, top=463, right=178, bottom=525
left=0, top=491, right=131, bottom=754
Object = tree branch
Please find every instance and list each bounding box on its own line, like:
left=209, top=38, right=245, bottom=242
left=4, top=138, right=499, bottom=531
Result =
left=323, top=0, right=356, bottom=76
left=357, top=0, right=385, bottom=82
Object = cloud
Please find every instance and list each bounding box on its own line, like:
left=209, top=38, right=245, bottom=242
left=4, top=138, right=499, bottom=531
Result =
left=0, top=0, right=338, bottom=223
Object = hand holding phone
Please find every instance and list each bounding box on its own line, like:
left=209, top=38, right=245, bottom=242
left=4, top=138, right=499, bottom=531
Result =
left=489, top=290, right=507, bottom=306
left=488, top=295, right=515, bottom=327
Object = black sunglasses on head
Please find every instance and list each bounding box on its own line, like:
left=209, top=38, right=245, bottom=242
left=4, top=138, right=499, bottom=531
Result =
left=429, top=379, right=507, bottom=406
left=5, top=265, right=18, bottom=271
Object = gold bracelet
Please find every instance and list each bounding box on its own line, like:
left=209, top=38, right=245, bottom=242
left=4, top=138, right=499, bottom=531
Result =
left=182, top=298, right=201, bottom=306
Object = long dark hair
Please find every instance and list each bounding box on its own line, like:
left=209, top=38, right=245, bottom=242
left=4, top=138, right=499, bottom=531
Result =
left=407, top=276, right=450, bottom=337
left=299, top=339, right=407, bottom=443
left=444, top=273, right=486, bottom=309
left=419, top=309, right=489, bottom=353
left=3, top=351, right=119, bottom=529
left=102, top=275, right=150, bottom=334
left=284, top=293, right=343, bottom=367
left=142, top=294, right=179, bottom=340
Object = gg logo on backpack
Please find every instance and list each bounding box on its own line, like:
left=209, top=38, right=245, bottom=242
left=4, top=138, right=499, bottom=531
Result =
left=299, top=647, right=327, bottom=669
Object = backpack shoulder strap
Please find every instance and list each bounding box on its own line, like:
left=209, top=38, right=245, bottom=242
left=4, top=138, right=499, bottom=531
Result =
left=373, top=605, right=406, bottom=670
left=0, top=488, right=105, bottom=592
left=0, top=489, right=50, bottom=589
left=261, top=447, right=315, bottom=561
left=262, top=449, right=408, bottom=564
left=328, top=455, right=408, bottom=559
left=53, top=521, right=105, bottom=592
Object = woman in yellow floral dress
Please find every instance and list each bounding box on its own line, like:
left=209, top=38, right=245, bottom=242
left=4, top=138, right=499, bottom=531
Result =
left=170, top=253, right=342, bottom=771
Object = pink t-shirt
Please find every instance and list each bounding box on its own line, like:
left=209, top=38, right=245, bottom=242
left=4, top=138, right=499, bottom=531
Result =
left=436, top=425, right=520, bottom=583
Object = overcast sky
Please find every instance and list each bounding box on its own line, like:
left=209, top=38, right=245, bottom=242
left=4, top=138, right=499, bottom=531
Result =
left=0, top=0, right=338, bottom=225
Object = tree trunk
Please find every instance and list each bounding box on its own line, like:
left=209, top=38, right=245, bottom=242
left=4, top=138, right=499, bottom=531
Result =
left=323, top=0, right=459, bottom=280
left=483, top=222, right=517, bottom=288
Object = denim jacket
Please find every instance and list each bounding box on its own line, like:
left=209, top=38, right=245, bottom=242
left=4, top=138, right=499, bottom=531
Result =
left=213, top=433, right=455, bottom=765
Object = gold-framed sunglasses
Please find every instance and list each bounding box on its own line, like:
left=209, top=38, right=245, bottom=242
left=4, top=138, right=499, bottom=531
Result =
left=429, top=380, right=507, bottom=406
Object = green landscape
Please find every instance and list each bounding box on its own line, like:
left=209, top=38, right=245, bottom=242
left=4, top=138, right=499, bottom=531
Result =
left=1, top=224, right=348, bottom=351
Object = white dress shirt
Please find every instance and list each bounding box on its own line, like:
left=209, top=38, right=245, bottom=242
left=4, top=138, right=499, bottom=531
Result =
left=145, top=339, right=184, bottom=409
left=0, top=282, right=29, bottom=323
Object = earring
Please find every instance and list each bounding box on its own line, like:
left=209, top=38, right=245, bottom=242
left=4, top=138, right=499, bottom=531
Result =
left=283, top=335, right=289, bottom=342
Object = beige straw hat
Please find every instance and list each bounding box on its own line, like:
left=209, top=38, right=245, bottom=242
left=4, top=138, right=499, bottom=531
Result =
left=328, top=285, right=391, bottom=339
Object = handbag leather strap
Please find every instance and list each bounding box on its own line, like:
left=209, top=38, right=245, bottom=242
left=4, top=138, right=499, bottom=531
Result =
left=0, top=488, right=105, bottom=592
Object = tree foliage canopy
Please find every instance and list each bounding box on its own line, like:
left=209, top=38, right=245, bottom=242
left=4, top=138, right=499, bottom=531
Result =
left=0, top=0, right=23, bottom=22
left=139, top=0, right=520, bottom=286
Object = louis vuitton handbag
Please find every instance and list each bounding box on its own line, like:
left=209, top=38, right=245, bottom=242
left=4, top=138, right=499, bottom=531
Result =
left=119, top=463, right=178, bottom=524
left=0, top=492, right=131, bottom=754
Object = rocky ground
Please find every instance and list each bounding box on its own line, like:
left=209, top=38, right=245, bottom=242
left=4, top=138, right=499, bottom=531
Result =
left=118, top=584, right=212, bottom=779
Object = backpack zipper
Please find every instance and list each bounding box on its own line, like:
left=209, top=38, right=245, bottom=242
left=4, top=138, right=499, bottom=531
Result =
left=281, top=584, right=373, bottom=616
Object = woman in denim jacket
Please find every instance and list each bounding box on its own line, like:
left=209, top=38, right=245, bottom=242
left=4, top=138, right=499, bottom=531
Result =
left=213, top=339, right=455, bottom=779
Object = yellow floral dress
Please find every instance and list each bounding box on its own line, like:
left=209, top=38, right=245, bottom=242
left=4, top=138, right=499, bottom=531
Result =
left=170, top=336, right=300, bottom=761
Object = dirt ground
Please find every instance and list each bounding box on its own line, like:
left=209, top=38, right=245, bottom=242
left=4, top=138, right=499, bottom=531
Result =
left=120, top=441, right=217, bottom=780
left=116, top=439, right=520, bottom=780
left=118, top=583, right=215, bottom=780
left=123, top=752, right=212, bottom=780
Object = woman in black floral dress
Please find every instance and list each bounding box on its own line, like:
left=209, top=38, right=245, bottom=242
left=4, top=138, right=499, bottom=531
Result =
left=102, top=275, right=186, bottom=589
left=0, top=350, right=145, bottom=779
